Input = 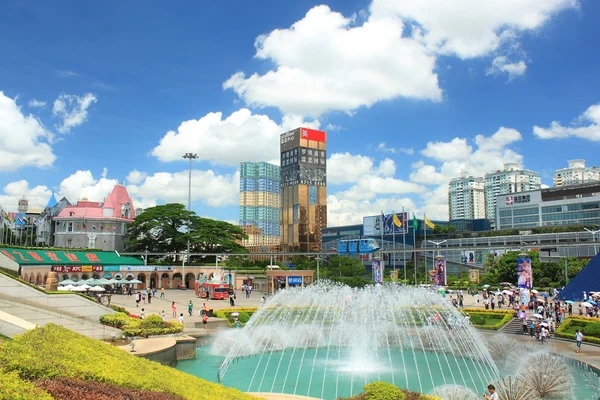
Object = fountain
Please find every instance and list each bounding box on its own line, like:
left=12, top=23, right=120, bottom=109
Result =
left=215, top=282, right=499, bottom=399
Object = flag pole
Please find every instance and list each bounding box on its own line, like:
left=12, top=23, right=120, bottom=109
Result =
left=412, top=213, right=417, bottom=285
left=392, top=211, right=396, bottom=272
left=380, top=212, right=384, bottom=264
left=402, top=207, right=406, bottom=281
left=423, top=214, right=427, bottom=282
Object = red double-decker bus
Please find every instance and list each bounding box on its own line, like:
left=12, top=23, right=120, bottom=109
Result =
left=195, top=281, right=229, bottom=300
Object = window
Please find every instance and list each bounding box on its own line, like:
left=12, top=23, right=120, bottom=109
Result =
left=67, top=239, right=72, bottom=248
left=67, top=222, right=73, bottom=232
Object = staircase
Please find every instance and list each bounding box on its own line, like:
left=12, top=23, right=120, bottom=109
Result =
left=0, top=298, right=121, bottom=340
left=499, top=317, right=528, bottom=335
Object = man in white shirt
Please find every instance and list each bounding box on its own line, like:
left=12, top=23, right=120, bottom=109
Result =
left=575, top=330, right=583, bottom=353
left=483, top=384, right=499, bottom=400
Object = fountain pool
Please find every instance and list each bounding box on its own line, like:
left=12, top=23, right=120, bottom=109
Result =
left=178, top=283, right=500, bottom=399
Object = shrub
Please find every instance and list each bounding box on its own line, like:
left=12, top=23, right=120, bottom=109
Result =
left=364, top=381, right=406, bottom=400
left=109, top=305, right=129, bottom=315
left=555, top=317, right=600, bottom=344
left=0, top=324, right=256, bottom=400
left=100, top=313, right=183, bottom=337
left=237, top=311, right=251, bottom=323
left=0, top=369, right=53, bottom=400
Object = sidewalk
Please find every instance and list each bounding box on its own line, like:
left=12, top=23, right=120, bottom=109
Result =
left=109, top=289, right=265, bottom=329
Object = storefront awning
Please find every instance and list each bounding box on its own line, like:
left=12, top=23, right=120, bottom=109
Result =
left=0, top=248, right=144, bottom=266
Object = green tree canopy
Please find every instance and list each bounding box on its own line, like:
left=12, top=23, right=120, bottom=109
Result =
left=126, top=203, right=248, bottom=261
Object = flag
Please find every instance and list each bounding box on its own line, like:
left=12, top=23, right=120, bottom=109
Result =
left=424, top=215, right=435, bottom=229
left=412, top=215, right=419, bottom=231
left=393, top=213, right=402, bottom=227
left=100, top=224, right=104, bottom=230
left=75, top=223, right=79, bottom=229
left=381, top=211, right=386, bottom=234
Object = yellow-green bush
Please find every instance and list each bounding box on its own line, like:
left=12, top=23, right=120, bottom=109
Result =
left=364, top=381, right=406, bottom=400
left=466, top=312, right=514, bottom=330
left=100, top=312, right=183, bottom=337
left=555, top=317, right=600, bottom=344
left=0, top=369, right=53, bottom=400
left=0, top=324, right=258, bottom=400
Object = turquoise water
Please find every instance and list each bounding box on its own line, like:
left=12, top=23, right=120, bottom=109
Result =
left=177, top=347, right=496, bottom=399
left=175, top=346, right=600, bottom=400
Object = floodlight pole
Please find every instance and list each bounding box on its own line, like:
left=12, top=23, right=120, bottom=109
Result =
left=182, top=152, right=198, bottom=288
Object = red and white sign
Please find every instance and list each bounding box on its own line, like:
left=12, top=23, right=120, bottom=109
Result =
left=51, top=265, right=103, bottom=273
left=300, top=128, right=326, bottom=143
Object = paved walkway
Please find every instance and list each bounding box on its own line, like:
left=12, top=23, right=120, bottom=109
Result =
left=118, top=337, right=176, bottom=356
left=110, top=288, right=265, bottom=329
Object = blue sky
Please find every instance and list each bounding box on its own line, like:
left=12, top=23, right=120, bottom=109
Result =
left=1, top=0, right=599, bottom=226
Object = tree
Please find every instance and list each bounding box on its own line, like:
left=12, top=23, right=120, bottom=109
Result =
left=126, top=203, right=248, bottom=262
left=188, top=217, right=248, bottom=257
left=126, top=204, right=193, bottom=256
left=322, top=255, right=365, bottom=278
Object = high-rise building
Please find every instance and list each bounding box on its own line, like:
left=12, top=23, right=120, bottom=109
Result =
left=280, top=127, right=327, bottom=253
left=554, top=159, right=600, bottom=187
left=239, top=161, right=281, bottom=257
left=484, top=163, right=541, bottom=222
left=448, top=175, right=485, bottom=220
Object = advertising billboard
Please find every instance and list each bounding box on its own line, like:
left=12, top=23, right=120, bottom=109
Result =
left=461, top=250, right=475, bottom=264
left=300, top=127, right=326, bottom=143
left=430, top=258, right=446, bottom=286
left=363, top=213, right=407, bottom=236
left=372, top=259, right=383, bottom=284
left=280, top=128, right=300, bottom=152
left=517, top=256, right=532, bottom=289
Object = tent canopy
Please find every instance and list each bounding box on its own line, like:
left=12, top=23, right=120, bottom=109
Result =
left=559, top=252, right=600, bottom=301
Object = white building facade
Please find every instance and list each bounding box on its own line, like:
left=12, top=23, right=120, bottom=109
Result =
left=448, top=176, right=485, bottom=220
left=484, top=163, right=541, bottom=222
left=554, top=159, right=600, bottom=187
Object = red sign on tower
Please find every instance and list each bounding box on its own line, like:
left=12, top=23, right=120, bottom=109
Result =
left=300, top=128, right=326, bottom=143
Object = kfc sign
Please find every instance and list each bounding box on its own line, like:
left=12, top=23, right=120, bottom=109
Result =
left=51, top=266, right=103, bottom=273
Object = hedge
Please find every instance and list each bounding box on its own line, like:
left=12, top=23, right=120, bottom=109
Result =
left=555, top=317, right=600, bottom=345
left=100, top=313, right=183, bottom=338
left=342, top=381, right=440, bottom=400
left=0, top=369, right=53, bottom=400
left=0, top=324, right=257, bottom=400
left=214, top=307, right=258, bottom=319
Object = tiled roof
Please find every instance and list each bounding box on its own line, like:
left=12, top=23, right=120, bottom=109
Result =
left=56, top=184, right=135, bottom=220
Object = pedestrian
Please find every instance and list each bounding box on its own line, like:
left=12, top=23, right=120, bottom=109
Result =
left=202, top=312, right=208, bottom=331
left=160, top=310, right=166, bottom=321
left=179, top=313, right=184, bottom=326
left=142, top=292, right=146, bottom=304
left=160, top=287, right=165, bottom=298
left=540, top=326, right=547, bottom=344
left=171, top=301, right=177, bottom=318
left=575, top=330, right=583, bottom=353
left=140, top=308, right=145, bottom=319
left=188, top=300, right=193, bottom=317
left=135, top=292, right=140, bottom=307
left=483, top=384, right=498, bottom=400
left=148, top=290, right=152, bottom=304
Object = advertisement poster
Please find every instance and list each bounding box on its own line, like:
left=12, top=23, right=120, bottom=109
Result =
left=517, top=257, right=532, bottom=289
left=430, top=258, right=446, bottom=286
left=461, top=250, right=475, bottom=264
left=363, top=213, right=407, bottom=236
left=372, top=259, right=383, bottom=284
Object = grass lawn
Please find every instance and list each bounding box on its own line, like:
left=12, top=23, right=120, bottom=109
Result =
left=477, top=317, right=505, bottom=327
left=0, top=335, right=11, bottom=343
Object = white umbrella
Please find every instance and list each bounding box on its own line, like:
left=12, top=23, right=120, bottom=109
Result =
left=533, top=313, right=544, bottom=318
left=59, top=279, right=76, bottom=285
left=502, top=290, right=512, bottom=294
left=63, top=284, right=75, bottom=290
left=80, top=284, right=91, bottom=290
left=128, top=279, right=143, bottom=284
left=483, top=284, right=490, bottom=287
left=531, top=289, right=539, bottom=293
left=582, top=302, right=593, bottom=308
left=96, top=278, right=111, bottom=285
left=71, top=286, right=87, bottom=292
left=89, top=286, right=105, bottom=292
left=540, top=322, right=549, bottom=327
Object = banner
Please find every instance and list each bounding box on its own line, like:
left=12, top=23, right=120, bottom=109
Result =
left=51, top=266, right=103, bottom=273
left=431, top=258, right=446, bottom=286
left=517, top=256, right=532, bottom=289
left=372, top=259, right=383, bottom=284
left=461, top=250, right=475, bottom=264
left=300, top=127, right=326, bottom=143
left=363, top=213, right=407, bottom=236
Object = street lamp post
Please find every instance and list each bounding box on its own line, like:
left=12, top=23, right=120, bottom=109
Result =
left=584, top=228, right=600, bottom=256
left=182, top=152, right=198, bottom=288
left=315, top=256, right=322, bottom=282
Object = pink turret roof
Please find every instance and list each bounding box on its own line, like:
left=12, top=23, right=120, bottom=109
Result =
left=56, top=184, right=135, bottom=220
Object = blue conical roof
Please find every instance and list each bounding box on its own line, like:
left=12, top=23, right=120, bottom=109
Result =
left=46, top=192, right=58, bottom=208
left=559, top=252, right=600, bottom=301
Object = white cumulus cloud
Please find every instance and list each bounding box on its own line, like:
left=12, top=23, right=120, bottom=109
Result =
left=0, top=92, right=56, bottom=171
left=52, top=93, right=97, bottom=133
left=370, top=0, right=577, bottom=59
left=486, top=56, right=527, bottom=80
left=224, top=5, right=441, bottom=118
left=533, top=103, right=600, bottom=141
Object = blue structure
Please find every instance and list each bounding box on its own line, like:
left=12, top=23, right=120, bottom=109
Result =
left=559, top=252, right=600, bottom=301
left=337, top=238, right=380, bottom=254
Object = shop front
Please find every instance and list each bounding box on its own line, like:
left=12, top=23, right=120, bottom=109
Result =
left=266, top=270, right=314, bottom=295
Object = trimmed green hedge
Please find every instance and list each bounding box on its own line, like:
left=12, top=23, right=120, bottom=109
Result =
left=342, top=381, right=440, bottom=400
left=555, top=317, right=600, bottom=344
left=0, top=324, right=256, bottom=400
left=0, top=369, right=53, bottom=400
left=460, top=309, right=515, bottom=330
left=100, top=313, right=183, bottom=337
